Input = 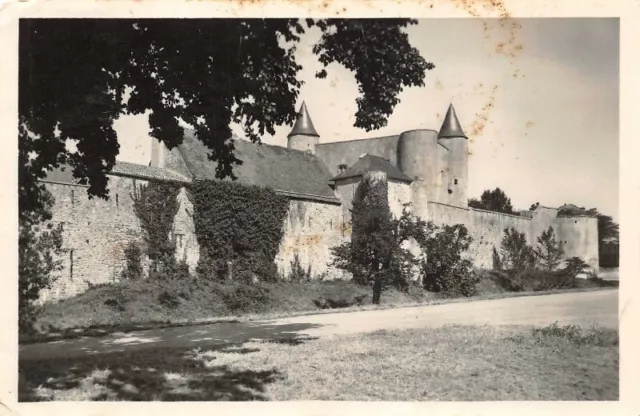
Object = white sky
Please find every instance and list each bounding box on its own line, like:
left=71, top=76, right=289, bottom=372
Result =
left=114, top=18, right=619, bottom=220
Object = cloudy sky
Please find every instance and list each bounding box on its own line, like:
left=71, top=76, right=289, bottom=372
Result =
left=115, top=18, right=619, bottom=220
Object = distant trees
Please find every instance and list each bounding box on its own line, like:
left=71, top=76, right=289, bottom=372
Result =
left=468, top=188, right=515, bottom=215
left=558, top=205, right=619, bottom=268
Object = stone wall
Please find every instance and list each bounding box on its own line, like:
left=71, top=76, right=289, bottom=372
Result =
left=38, top=176, right=152, bottom=303
left=315, top=135, right=400, bottom=176
left=388, top=180, right=413, bottom=219
left=172, top=187, right=199, bottom=274
left=425, top=201, right=599, bottom=272
left=274, top=199, right=347, bottom=279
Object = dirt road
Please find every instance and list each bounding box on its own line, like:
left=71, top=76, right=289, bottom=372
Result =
left=20, top=289, right=618, bottom=361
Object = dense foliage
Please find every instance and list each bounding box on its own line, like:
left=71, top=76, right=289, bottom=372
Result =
left=19, top=18, right=433, bottom=225
left=500, top=228, right=536, bottom=271
left=468, top=188, right=515, bottom=215
left=533, top=227, right=564, bottom=272
left=131, top=181, right=182, bottom=278
left=121, top=242, right=143, bottom=280
left=330, top=173, right=405, bottom=304
left=418, top=223, right=478, bottom=297
left=18, top=188, right=65, bottom=332
left=189, top=180, right=290, bottom=283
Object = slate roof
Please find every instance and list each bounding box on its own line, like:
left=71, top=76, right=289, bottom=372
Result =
left=178, top=130, right=340, bottom=203
left=438, top=104, right=468, bottom=139
left=288, top=101, right=319, bottom=138
left=41, top=161, right=191, bottom=185
left=330, top=154, right=413, bottom=183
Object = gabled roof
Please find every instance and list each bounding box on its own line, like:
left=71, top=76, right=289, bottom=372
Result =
left=330, top=154, right=413, bottom=183
left=438, top=104, right=468, bottom=139
left=178, top=130, right=339, bottom=203
left=288, top=101, right=320, bottom=138
left=41, top=160, right=191, bottom=185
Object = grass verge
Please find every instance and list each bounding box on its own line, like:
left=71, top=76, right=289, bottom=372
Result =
left=23, top=275, right=617, bottom=344
left=19, top=323, right=618, bottom=401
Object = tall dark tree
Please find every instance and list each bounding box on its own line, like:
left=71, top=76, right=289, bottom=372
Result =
left=468, top=188, right=515, bottom=215
left=19, top=18, right=434, bottom=220
left=331, top=173, right=401, bottom=304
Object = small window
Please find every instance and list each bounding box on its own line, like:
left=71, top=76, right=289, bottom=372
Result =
left=116, top=194, right=119, bottom=207
left=71, top=190, right=75, bottom=206
left=454, top=179, right=458, bottom=185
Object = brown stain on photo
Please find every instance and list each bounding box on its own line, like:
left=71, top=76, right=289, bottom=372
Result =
left=469, top=85, right=498, bottom=138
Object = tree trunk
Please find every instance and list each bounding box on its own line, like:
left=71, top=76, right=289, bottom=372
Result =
left=372, top=276, right=382, bottom=305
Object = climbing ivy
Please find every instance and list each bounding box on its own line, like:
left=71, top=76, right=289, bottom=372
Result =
left=189, top=180, right=290, bottom=283
left=131, top=181, right=181, bottom=278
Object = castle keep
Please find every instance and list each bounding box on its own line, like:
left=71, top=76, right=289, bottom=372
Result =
left=39, top=103, right=599, bottom=302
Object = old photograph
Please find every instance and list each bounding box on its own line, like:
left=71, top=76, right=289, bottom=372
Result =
left=17, top=17, right=619, bottom=402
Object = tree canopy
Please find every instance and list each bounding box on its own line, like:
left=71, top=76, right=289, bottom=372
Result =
left=19, top=18, right=433, bottom=222
left=468, top=188, right=515, bottom=215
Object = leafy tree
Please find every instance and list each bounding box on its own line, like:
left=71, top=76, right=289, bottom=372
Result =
left=419, top=223, right=477, bottom=297
left=18, top=188, right=65, bottom=332
left=468, top=188, right=515, bottom=214
left=529, top=202, right=540, bottom=211
left=500, top=228, right=536, bottom=271
left=533, top=227, right=564, bottom=272
left=20, top=18, right=433, bottom=222
left=330, top=173, right=411, bottom=304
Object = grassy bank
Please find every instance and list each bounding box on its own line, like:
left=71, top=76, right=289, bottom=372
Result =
left=20, top=323, right=618, bottom=401
left=27, top=272, right=617, bottom=343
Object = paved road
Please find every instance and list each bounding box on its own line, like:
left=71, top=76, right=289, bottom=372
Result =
left=20, top=289, right=618, bottom=361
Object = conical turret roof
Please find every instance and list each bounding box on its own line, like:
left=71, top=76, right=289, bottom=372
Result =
left=438, top=104, right=467, bottom=139
left=288, top=101, right=319, bottom=138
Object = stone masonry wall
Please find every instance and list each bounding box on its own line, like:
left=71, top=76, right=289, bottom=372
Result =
left=275, top=199, right=347, bottom=280
left=39, top=176, right=152, bottom=303
left=172, top=187, right=199, bottom=274
left=425, top=201, right=599, bottom=272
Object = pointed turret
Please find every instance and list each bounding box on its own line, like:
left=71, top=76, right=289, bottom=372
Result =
left=287, top=101, right=320, bottom=154
left=438, top=104, right=467, bottom=140
left=288, top=101, right=319, bottom=138
left=437, top=103, right=469, bottom=208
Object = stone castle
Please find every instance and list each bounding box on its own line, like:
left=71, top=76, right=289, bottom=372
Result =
left=39, top=103, right=599, bottom=302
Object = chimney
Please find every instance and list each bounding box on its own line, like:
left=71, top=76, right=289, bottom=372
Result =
left=150, top=138, right=165, bottom=168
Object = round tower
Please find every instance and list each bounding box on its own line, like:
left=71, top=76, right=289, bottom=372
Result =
left=287, top=101, right=319, bottom=154
left=397, top=129, right=439, bottom=219
left=437, top=104, right=468, bottom=208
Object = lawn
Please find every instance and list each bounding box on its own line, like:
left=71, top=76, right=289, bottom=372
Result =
left=19, top=323, right=618, bottom=401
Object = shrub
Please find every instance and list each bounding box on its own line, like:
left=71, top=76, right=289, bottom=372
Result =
left=562, top=257, right=590, bottom=278
left=220, top=284, right=272, bottom=313
left=190, top=181, right=289, bottom=283
left=492, top=246, right=502, bottom=271
left=288, top=253, right=311, bottom=282
left=420, top=224, right=478, bottom=297
left=158, top=291, right=180, bottom=309
left=531, top=322, right=618, bottom=347
left=533, top=227, right=564, bottom=271
left=500, top=228, right=536, bottom=272
left=121, top=242, right=143, bottom=280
